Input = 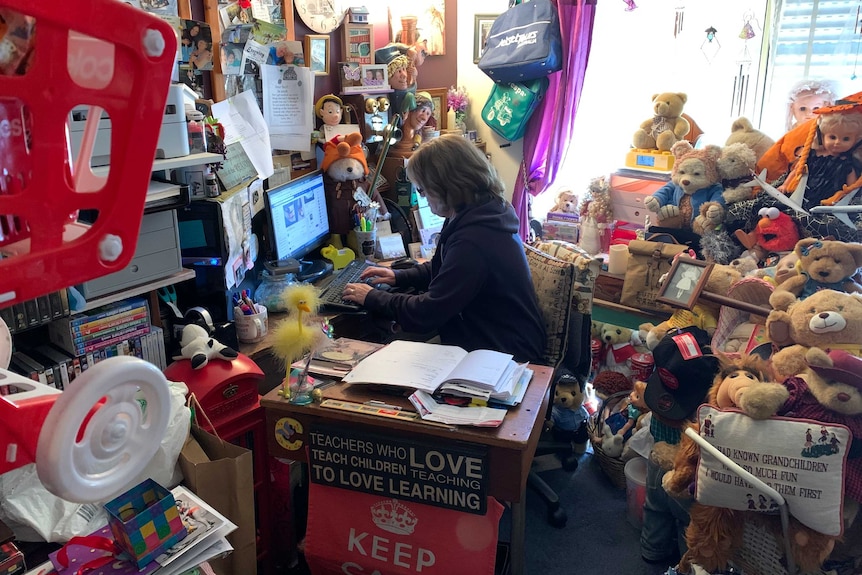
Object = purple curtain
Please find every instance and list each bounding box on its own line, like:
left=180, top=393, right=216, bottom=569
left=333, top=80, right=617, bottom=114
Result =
left=513, top=0, right=597, bottom=240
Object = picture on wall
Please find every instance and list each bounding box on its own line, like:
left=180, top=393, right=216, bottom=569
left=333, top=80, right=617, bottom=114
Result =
left=473, top=15, right=499, bottom=63
left=388, top=0, right=446, bottom=56
left=305, top=34, right=330, bottom=75
left=343, top=23, right=374, bottom=65
left=425, top=87, right=447, bottom=130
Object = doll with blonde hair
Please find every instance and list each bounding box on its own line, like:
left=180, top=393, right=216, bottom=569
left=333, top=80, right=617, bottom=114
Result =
left=785, top=79, right=837, bottom=133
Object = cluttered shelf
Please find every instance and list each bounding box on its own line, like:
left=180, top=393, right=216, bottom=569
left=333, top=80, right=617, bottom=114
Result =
left=593, top=270, right=671, bottom=322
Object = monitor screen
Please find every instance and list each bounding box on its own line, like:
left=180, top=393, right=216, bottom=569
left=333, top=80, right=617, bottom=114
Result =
left=264, top=170, right=330, bottom=262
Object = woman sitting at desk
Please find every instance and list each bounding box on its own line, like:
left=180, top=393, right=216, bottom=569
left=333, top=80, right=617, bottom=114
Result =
left=341, top=134, right=546, bottom=364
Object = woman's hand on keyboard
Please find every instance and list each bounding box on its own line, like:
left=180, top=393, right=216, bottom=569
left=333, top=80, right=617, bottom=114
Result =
left=343, top=282, right=374, bottom=305
left=359, top=266, right=396, bottom=285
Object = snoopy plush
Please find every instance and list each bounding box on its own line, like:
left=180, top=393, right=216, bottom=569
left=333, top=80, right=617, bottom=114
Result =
left=174, top=324, right=239, bottom=369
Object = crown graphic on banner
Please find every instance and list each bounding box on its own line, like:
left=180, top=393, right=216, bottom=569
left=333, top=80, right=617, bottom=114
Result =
left=370, top=499, right=418, bottom=535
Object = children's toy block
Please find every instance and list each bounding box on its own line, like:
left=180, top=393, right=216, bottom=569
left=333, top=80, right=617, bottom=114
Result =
left=625, top=149, right=675, bottom=172
left=105, top=478, right=187, bottom=568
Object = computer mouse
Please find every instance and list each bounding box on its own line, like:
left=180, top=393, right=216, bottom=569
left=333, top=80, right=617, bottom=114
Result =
left=391, top=257, right=418, bottom=270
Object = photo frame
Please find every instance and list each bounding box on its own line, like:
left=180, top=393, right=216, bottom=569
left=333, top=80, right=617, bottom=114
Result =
left=305, top=34, right=330, bottom=75
left=656, top=256, right=714, bottom=310
left=343, top=23, right=374, bottom=65
left=473, top=14, right=499, bottom=64
left=361, top=64, right=388, bottom=88
left=425, top=87, right=447, bottom=130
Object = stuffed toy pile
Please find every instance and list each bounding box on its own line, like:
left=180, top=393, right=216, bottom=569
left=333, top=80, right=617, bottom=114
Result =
left=631, top=237, right=862, bottom=575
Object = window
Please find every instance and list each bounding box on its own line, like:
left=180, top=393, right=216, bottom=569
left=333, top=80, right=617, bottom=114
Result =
left=533, top=0, right=862, bottom=224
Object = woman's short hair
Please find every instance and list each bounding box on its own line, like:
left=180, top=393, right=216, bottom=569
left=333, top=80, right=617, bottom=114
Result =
left=406, top=134, right=505, bottom=211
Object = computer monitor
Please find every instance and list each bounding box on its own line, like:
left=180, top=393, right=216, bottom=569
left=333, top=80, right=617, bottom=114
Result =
left=264, top=170, right=332, bottom=280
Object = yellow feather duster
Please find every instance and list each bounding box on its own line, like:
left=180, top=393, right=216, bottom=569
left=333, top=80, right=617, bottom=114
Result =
left=270, top=284, right=329, bottom=380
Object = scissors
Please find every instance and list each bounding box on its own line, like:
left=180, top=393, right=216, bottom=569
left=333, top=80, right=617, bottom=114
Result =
left=158, top=285, right=182, bottom=319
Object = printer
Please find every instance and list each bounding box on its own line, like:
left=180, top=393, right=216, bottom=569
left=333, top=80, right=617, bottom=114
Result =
left=68, top=83, right=191, bottom=166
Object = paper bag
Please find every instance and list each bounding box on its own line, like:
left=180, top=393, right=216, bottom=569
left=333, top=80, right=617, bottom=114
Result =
left=620, top=239, right=688, bottom=313
left=178, top=424, right=255, bottom=575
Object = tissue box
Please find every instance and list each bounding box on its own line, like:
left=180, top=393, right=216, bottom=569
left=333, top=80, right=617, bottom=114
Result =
left=105, top=479, right=187, bottom=568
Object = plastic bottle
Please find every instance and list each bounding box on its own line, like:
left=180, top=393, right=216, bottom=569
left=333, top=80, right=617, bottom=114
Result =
left=205, top=167, right=219, bottom=198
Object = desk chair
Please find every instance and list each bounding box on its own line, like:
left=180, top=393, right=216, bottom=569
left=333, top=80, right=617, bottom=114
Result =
left=524, top=242, right=599, bottom=527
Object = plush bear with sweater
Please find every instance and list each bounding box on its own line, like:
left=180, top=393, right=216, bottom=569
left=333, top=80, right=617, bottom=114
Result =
left=644, top=141, right=725, bottom=231
left=632, top=92, right=691, bottom=151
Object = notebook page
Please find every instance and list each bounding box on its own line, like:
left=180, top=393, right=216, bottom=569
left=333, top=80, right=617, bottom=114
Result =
left=341, top=340, right=468, bottom=393
left=445, top=349, right=515, bottom=391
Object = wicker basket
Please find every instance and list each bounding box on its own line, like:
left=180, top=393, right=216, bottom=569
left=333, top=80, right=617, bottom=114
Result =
left=587, top=390, right=630, bottom=490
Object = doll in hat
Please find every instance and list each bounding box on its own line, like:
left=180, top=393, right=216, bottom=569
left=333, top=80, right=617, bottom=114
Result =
left=726, top=92, right=862, bottom=243
left=314, top=94, right=346, bottom=147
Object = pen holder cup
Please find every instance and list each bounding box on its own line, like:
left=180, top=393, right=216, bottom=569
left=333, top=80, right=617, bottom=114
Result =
left=234, top=304, right=268, bottom=343
left=350, top=228, right=378, bottom=259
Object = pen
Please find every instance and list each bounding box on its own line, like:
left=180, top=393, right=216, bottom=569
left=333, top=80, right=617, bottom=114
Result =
left=364, top=400, right=401, bottom=411
left=359, top=216, right=367, bottom=232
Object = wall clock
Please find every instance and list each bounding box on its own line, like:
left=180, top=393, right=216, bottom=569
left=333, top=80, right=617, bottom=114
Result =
left=296, top=0, right=348, bottom=34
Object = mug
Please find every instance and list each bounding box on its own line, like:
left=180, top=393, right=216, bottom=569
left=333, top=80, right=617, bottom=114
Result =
left=235, top=304, right=268, bottom=343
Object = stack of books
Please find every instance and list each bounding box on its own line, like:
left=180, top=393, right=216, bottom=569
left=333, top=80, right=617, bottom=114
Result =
left=0, top=288, right=70, bottom=333
left=48, top=297, right=152, bottom=357
left=291, top=337, right=384, bottom=378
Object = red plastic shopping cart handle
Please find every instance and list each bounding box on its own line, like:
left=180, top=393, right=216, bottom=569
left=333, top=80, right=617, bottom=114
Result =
left=0, top=0, right=177, bottom=306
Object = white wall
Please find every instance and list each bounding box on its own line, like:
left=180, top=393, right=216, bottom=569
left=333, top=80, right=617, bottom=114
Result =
left=456, top=0, right=524, bottom=201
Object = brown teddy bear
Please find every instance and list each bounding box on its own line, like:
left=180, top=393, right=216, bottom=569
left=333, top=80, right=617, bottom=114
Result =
left=724, top=116, right=775, bottom=162
left=549, top=369, right=589, bottom=470
left=550, top=189, right=578, bottom=214
left=718, top=142, right=758, bottom=205
left=644, top=141, right=724, bottom=230
left=767, top=289, right=862, bottom=380
left=632, top=92, right=690, bottom=151
left=769, top=238, right=862, bottom=310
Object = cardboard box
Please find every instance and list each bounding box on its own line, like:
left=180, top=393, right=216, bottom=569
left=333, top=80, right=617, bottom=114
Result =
left=541, top=219, right=579, bottom=243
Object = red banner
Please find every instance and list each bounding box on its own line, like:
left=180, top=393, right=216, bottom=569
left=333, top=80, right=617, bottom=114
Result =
left=305, top=483, right=504, bottom=575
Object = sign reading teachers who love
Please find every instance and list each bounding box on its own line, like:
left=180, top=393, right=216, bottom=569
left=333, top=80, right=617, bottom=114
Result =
left=694, top=405, right=851, bottom=536
left=308, top=423, right=489, bottom=514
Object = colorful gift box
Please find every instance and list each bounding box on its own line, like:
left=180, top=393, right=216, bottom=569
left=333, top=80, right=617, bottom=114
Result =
left=48, top=525, right=159, bottom=575
left=104, top=479, right=187, bottom=568
left=0, top=541, right=25, bottom=575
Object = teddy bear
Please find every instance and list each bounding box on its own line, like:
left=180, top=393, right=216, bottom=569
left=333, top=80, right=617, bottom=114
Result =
left=632, top=92, right=690, bottom=151
left=724, top=116, right=775, bottom=162
left=766, top=289, right=862, bottom=380
left=733, top=206, right=800, bottom=265
left=598, top=322, right=647, bottom=379
left=740, top=347, right=862, bottom=562
left=718, top=142, right=758, bottom=205
left=769, top=238, right=862, bottom=309
left=659, top=354, right=840, bottom=575
left=321, top=132, right=388, bottom=234
left=550, top=188, right=578, bottom=214
left=173, top=324, right=239, bottom=370
left=549, top=369, right=589, bottom=470
left=644, top=141, right=725, bottom=231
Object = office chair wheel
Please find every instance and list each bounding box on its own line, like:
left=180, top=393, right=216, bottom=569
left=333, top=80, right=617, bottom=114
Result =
left=548, top=506, right=568, bottom=528
left=561, top=454, right=580, bottom=472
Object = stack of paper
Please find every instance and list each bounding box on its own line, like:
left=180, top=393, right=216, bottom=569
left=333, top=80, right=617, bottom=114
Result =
left=409, top=390, right=508, bottom=427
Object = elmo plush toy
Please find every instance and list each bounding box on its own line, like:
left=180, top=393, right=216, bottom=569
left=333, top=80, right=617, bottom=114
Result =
left=734, top=206, right=799, bottom=263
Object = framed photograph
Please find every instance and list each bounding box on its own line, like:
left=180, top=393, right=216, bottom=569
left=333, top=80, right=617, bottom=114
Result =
left=342, top=23, right=374, bottom=65
left=361, top=64, right=388, bottom=88
left=657, top=256, right=714, bottom=310
left=305, top=34, right=330, bottom=75
left=473, top=14, right=499, bottom=64
left=425, top=87, right=447, bottom=130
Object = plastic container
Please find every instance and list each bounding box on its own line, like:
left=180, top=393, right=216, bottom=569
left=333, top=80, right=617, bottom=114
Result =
left=624, top=456, right=648, bottom=529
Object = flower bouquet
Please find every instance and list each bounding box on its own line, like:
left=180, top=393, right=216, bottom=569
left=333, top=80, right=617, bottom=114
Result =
left=447, top=85, right=469, bottom=132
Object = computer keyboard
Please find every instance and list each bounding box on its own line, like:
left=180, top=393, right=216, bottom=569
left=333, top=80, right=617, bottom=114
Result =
left=318, top=259, right=374, bottom=311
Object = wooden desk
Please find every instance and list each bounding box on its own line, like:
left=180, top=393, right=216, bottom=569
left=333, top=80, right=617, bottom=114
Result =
left=260, top=365, right=553, bottom=575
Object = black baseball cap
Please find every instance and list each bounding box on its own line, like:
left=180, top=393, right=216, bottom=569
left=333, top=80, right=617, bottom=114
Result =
left=645, top=326, right=719, bottom=421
